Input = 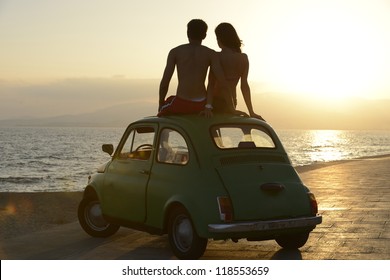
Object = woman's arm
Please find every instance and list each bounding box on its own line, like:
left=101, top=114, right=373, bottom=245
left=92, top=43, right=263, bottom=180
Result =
left=240, top=54, right=265, bottom=121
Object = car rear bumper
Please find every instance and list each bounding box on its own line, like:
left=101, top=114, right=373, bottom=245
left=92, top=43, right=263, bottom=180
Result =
left=208, top=215, right=322, bottom=233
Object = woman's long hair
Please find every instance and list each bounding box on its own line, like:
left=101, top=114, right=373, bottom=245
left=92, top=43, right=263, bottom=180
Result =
left=215, top=22, right=242, bottom=53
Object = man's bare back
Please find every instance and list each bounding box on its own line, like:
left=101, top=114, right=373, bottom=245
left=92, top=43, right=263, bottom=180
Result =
left=161, top=43, right=216, bottom=102
left=158, top=19, right=232, bottom=117
left=174, top=43, right=216, bottom=100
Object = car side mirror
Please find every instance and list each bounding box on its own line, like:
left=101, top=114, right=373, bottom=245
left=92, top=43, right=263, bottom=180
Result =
left=102, top=144, right=114, bottom=156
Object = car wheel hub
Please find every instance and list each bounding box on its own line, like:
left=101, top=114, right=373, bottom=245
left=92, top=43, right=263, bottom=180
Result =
left=86, top=202, right=109, bottom=230
left=174, top=216, right=193, bottom=251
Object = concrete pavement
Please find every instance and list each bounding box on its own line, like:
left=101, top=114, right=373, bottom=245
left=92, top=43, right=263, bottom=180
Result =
left=1, top=156, right=389, bottom=259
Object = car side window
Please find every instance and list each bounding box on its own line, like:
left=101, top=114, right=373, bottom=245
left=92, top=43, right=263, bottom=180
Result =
left=157, top=129, right=189, bottom=165
left=118, top=127, right=155, bottom=160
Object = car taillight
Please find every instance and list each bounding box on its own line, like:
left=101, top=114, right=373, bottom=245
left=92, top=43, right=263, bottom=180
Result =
left=217, top=196, right=233, bottom=222
left=308, top=192, right=318, bottom=215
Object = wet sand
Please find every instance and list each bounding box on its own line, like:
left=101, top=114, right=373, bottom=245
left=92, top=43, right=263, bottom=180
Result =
left=0, top=154, right=389, bottom=259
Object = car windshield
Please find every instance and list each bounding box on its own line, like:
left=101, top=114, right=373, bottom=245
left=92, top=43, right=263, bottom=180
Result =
left=211, top=124, right=275, bottom=149
left=118, top=126, right=155, bottom=160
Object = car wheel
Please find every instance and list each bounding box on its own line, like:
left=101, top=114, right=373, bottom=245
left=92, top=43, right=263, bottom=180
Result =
left=168, top=206, right=208, bottom=259
left=78, top=196, right=120, bottom=238
left=275, top=231, right=310, bottom=249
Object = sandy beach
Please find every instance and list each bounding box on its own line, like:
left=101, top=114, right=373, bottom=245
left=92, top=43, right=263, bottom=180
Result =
left=1, top=154, right=389, bottom=259
left=0, top=192, right=82, bottom=240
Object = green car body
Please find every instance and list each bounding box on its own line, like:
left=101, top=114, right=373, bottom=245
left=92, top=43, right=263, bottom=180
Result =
left=78, top=114, right=322, bottom=259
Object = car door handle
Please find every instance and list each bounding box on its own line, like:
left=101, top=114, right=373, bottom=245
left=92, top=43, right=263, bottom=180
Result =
left=140, top=169, right=150, bottom=175
left=260, top=183, right=285, bottom=193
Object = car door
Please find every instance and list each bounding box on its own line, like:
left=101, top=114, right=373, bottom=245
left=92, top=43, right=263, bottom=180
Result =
left=101, top=125, right=157, bottom=223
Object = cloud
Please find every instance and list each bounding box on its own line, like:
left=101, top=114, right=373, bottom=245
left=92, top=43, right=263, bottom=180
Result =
left=0, top=78, right=162, bottom=119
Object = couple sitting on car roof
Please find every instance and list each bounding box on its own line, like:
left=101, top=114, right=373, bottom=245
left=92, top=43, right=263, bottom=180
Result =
left=158, top=19, right=265, bottom=121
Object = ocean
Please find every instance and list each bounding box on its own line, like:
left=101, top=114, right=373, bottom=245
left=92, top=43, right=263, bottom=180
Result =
left=1, top=126, right=389, bottom=192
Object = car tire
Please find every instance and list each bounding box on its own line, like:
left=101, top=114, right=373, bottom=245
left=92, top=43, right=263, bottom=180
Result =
left=168, top=206, right=208, bottom=260
left=78, top=196, right=120, bottom=238
left=275, top=231, right=310, bottom=249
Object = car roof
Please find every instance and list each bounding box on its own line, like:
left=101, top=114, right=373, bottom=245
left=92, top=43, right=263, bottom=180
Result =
left=131, top=114, right=273, bottom=133
left=128, top=114, right=287, bottom=161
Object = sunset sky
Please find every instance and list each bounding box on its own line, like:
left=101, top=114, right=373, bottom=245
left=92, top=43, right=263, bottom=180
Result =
left=1, top=0, right=389, bottom=128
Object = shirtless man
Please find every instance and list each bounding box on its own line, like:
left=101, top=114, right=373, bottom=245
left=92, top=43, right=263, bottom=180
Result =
left=158, top=19, right=234, bottom=116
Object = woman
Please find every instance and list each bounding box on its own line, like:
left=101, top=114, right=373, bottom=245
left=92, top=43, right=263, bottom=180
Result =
left=205, top=22, right=265, bottom=120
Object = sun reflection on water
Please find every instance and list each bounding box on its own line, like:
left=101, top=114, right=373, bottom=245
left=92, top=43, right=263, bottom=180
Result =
left=308, top=130, right=346, bottom=163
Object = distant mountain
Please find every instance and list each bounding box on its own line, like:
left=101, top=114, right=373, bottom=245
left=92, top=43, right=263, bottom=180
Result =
left=1, top=95, right=389, bottom=130
left=0, top=102, right=156, bottom=127
left=248, top=94, right=390, bottom=130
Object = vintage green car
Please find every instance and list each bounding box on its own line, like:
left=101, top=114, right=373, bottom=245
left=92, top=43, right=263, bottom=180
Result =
left=78, top=114, right=322, bottom=259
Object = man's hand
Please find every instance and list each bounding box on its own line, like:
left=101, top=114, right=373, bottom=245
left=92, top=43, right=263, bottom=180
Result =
left=200, top=108, right=213, bottom=118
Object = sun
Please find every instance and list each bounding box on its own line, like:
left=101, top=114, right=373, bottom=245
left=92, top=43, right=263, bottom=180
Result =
left=246, top=0, right=389, bottom=100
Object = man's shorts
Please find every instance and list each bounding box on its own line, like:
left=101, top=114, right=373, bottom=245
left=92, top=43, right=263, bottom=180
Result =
left=158, top=96, right=206, bottom=116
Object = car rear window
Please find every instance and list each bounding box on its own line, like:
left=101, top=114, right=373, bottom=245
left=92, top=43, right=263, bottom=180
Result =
left=211, top=125, right=275, bottom=149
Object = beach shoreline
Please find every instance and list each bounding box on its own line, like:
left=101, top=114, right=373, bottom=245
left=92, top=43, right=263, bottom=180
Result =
left=294, top=153, right=390, bottom=173
left=1, top=154, right=390, bottom=241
